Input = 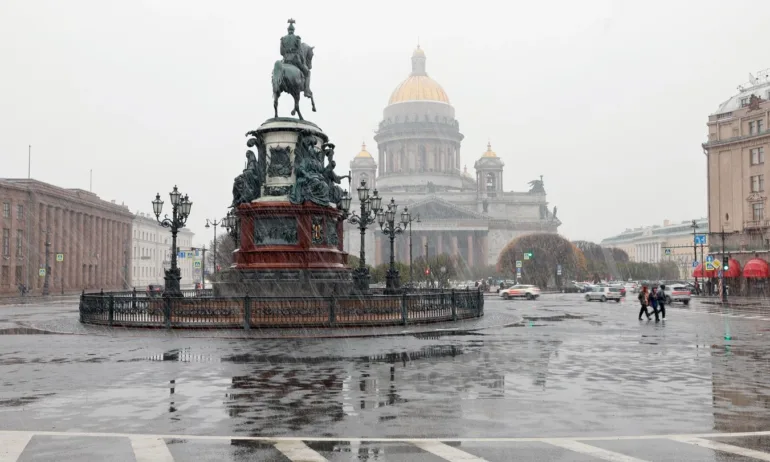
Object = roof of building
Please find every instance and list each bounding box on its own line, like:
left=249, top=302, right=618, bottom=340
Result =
left=388, top=46, right=450, bottom=105
left=355, top=142, right=373, bottom=159
left=481, top=142, right=497, bottom=158
left=713, top=70, right=770, bottom=115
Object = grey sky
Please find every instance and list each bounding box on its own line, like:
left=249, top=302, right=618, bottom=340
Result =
left=1, top=0, right=767, bottom=245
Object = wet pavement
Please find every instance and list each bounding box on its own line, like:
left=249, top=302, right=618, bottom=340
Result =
left=3, top=294, right=770, bottom=460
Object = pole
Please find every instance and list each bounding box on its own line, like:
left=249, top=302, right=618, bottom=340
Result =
left=42, top=229, right=50, bottom=296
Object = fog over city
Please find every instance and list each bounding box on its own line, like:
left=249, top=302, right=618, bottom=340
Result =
left=1, top=0, right=767, bottom=242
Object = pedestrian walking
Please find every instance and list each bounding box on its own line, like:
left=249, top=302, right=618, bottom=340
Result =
left=657, top=284, right=667, bottom=320
left=649, top=287, right=660, bottom=322
left=638, top=286, right=652, bottom=320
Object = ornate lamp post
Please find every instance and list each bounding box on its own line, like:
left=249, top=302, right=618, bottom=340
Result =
left=378, top=198, right=408, bottom=294
left=402, top=206, right=420, bottom=287
left=340, top=178, right=383, bottom=292
left=152, top=186, right=192, bottom=297
left=205, top=217, right=223, bottom=275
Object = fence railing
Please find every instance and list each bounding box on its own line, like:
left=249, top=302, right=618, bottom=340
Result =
left=79, top=289, right=484, bottom=329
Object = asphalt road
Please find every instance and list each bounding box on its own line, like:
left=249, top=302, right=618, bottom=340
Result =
left=2, top=294, right=770, bottom=461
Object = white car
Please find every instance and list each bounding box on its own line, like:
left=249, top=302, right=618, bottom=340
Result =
left=585, top=286, right=622, bottom=303
left=499, top=284, right=541, bottom=300
left=661, top=284, right=691, bottom=305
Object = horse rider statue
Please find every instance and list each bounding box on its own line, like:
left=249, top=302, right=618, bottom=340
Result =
left=273, top=18, right=317, bottom=120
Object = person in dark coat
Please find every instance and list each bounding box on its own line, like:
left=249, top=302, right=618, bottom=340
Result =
left=638, top=286, right=652, bottom=320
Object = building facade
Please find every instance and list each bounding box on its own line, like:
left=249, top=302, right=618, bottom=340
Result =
left=601, top=218, right=709, bottom=279
left=344, top=47, right=560, bottom=269
left=0, top=179, right=133, bottom=295
left=704, top=70, right=770, bottom=258
left=131, top=212, right=196, bottom=288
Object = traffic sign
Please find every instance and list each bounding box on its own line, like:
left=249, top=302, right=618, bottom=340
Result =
left=38, top=268, right=46, bottom=277
left=706, top=255, right=714, bottom=263
left=694, top=234, right=707, bottom=245
left=516, top=260, right=522, bottom=268
left=664, top=249, right=671, bottom=256
left=706, top=262, right=715, bottom=271
left=712, top=259, right=722, bottom=269
left=692, top=260, right=699, bottom=268
left=56, top=253, right=64, bottom=262
left=194, top=261, right=201, bottom=268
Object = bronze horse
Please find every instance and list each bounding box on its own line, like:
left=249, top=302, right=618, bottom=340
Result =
left=272, top=43, right=316, bottom=120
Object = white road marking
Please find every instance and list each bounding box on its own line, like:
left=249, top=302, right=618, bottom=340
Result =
left=130, top=436, right=174, bottom=462
left=544, top=439, right=649, bottom=462
left=273, top=440, right=328, bottom=461
left=670, top=436, right=770, bottom=461
left=412, top=441, right=488, bottom=461
left=0, top=432, right=32, bottom=462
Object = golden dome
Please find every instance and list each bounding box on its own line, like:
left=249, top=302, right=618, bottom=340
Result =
left=387, top=46, right=450, bottom=105
left=355, top=142, right=373, bottom=159
left=481, top=142, right=497, bottom=158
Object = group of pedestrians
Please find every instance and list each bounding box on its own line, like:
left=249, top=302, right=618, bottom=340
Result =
left=637, top=285, right=666, bottom=321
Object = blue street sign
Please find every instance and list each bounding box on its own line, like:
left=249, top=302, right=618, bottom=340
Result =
left=706, top=255, right=714, bottom=263
left=692, top=260, right=699, bottom=268
left=694, top=234, right=706, bottom=245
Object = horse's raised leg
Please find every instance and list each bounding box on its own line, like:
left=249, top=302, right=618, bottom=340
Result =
left=293, top=93, right=303, bottom=120
left=273, top=92, right=279, bottom=119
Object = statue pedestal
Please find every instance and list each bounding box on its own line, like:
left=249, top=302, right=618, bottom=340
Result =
left=215, top=201, right=352, bottom=297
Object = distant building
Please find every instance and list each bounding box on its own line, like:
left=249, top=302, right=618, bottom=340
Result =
left=345, top=47, right=560, bottom=269
left=601, top=218, right=708, bottom=279
left=704, top=69, right=770, bottom=258
left=0, top=179, right=133, bottom=295
left=131, top=212, right=195, bottom=288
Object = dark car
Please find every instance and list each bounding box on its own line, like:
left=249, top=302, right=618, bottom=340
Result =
left=146, top=284, right=163, bottom=298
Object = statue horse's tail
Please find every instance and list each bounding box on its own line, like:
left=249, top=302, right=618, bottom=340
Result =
left=272, top=60, right=283, bottom=95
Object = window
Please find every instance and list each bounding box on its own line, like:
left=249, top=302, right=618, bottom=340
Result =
left=16, top=205, right=23, bottom=221
left=754, top=202, right=765, bottom=221
left=2, top=203, right=9, bottom=219
left=751, top=174, right=765, bottom=192
left=1, top=229, right=8, bottom=256
left=751, top=147, right=765, bottom=165
left=750, top=121, right=756, bottom=135
left=15, top=231, right=22, bottom=257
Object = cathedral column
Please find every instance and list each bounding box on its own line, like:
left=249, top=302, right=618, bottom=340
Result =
left=467, top=234, right=474, bottom=268
left=451, top=235, right=459, bottom=258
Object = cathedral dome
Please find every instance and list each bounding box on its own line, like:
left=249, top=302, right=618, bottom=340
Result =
left=388, top=46, right=450, bottom=105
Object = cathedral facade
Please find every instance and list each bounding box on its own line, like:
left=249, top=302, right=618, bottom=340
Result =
left=344, top=47, right=560, bottom=269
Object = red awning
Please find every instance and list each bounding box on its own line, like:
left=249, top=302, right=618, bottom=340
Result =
left=743, top=258, right=770, bottom=278
left=692, top=263, right=716, bottom=278
left=723, top=258, right=742, bottom=278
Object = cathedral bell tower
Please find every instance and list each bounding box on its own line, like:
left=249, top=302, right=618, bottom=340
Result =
left=473, top=142, right=505, bottom=212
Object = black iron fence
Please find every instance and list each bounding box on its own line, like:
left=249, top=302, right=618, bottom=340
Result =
left=79, top=289, right=484, bottom=329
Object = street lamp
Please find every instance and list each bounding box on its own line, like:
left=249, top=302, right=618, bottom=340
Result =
left=379, top=198, right=407, bottom=294
left=152, top=185, right=192, bottom=297
left=340, top=178, right=383, bottom=292
left=401, top=206, right=420, bottom=287
left=205, top=217, right=224, bottom=275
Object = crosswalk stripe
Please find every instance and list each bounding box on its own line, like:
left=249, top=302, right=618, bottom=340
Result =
left=129, top=436, right=174, bottom=462
left=670, top=436, right=770, bottom=461
left=0, top=432, right=32, bottom=462
left=273, top=441, right=328, bottom=461
left=544, top=439, right=649, bottom=462
left=411, top=441, right=489, bottom=461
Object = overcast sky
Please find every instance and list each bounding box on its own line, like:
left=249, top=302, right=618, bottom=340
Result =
left=2, top=0, right=768, bottom=245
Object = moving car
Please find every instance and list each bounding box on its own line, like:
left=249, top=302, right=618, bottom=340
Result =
left=661, top=284, right=691, bottom=305
left=585, top=286, right=622, bottom=303
left=499, top=284, right=541, bottom=300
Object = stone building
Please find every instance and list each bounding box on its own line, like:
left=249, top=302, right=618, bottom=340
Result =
left=131, top=212, right=196, bottom=289
left=704, top=69, right=770, bottom=260
left=344, top=47, right=560, bottom=269
left=601, top=218, right=708, bottom=279
left=0, top=178, right=133, bottom=295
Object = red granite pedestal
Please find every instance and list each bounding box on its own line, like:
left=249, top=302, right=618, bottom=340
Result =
left=214, top=201, right=352, bottom=297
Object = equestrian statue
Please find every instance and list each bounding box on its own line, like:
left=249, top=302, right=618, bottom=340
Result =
left=273, top=18, right=316, bottom=120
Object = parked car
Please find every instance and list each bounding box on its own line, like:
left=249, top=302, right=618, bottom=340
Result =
left=585, top=286, right=622, bottom=303
left=661, top=284, right=691, bottom=305
left=499, top=284, right=541, bottom=300
left=146, top=284, right=163, bottom=298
